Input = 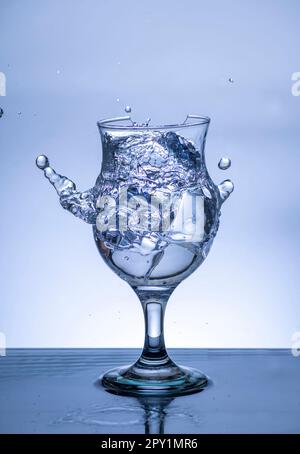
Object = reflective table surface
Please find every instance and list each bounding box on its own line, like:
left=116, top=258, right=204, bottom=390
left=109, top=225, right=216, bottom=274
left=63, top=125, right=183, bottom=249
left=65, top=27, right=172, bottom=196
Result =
left=0, top=349, right=299, bottom=434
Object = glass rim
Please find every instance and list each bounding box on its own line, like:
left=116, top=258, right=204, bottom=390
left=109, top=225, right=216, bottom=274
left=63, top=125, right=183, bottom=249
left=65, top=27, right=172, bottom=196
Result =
left=97, top=114, right=210, bottom=131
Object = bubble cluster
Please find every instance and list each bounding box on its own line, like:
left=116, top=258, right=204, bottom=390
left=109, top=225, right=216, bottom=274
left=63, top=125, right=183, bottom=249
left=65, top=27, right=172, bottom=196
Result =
left=105, top=130, right=198, bottom=191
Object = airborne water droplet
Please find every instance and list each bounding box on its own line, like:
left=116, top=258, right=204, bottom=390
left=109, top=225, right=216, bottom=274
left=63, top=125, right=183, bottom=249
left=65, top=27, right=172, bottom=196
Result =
left=218, top=157, right=231, bottom=170
left=228, top=78, right=234, bottom=83
left=0, top=108, right=4, bottom=118
left=218, top=179, right=234, bottom=201
left=36, top=155, right=49, bottom=170
left=125, top=106, right=132, bottom=113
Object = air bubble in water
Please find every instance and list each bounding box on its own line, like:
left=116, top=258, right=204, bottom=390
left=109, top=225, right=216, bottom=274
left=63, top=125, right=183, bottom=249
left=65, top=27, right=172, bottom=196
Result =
left=218, top=157, right=231, bottom=170
left=125, top=106, right=132, bottom=113
left=0, top=108, right=3, bottom=118
left=36, top=155, right=49, bottom=170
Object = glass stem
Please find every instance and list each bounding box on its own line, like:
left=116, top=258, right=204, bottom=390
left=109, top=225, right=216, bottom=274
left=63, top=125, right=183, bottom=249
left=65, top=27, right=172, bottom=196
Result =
left=134, top=286, right=174, bottom=365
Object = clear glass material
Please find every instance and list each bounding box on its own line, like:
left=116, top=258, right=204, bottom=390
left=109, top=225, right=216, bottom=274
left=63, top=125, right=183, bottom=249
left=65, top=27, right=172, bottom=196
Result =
left=36, top=114, right=233, bottom=396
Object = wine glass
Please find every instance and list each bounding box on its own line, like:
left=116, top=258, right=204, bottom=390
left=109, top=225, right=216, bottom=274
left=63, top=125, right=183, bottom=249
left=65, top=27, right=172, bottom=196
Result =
left=36, top=114, right=233, bottom=396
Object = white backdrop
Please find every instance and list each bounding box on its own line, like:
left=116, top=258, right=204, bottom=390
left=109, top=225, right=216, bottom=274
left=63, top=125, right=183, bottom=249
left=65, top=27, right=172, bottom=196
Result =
left=0, top=0, right=300, bottom=348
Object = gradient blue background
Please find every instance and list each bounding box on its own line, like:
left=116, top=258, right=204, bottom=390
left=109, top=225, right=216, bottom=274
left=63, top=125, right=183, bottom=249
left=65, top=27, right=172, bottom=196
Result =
left=0, top=0, right=299, bottom=348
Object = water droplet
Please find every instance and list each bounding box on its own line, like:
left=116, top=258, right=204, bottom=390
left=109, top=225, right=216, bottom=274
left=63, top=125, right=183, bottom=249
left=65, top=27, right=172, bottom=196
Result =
left=116, top=98, right=120, bottom=102
left=218, top=157, right=231, bottom=170
left=218, top=179, right=234, bottom=201
left=0, top=108, right=3, bottom=118
left=228, top=78, right=234, bottom=83
left=125, top=106, right=132, bottom=113
left=36, top=155, right=49, bottom=170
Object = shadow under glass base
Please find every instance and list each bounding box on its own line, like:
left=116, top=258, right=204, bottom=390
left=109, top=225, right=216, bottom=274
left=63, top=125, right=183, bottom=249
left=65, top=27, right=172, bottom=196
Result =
left=100, top=357, right=208, bottom=397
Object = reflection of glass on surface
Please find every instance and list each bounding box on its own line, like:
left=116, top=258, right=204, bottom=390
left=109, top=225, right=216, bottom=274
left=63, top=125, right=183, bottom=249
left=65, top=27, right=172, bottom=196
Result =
left=138, top=397, right=173, bottom=434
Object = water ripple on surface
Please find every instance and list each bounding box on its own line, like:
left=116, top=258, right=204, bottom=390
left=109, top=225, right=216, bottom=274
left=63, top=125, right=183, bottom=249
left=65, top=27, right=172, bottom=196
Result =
left=55, top=404, right=144, bottom=427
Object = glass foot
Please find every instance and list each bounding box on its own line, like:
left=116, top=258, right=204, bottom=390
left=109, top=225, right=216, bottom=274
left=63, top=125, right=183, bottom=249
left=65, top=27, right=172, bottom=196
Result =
left=100, top=358, right=208, bottom=397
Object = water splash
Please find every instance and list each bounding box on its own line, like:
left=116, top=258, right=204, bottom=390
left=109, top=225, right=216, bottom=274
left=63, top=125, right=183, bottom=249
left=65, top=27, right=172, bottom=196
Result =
left=37, top=123, right=233, bottom=285
left=218, top=157, right=231, bottom=170
left=36, top=155, right=97, bottom=223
